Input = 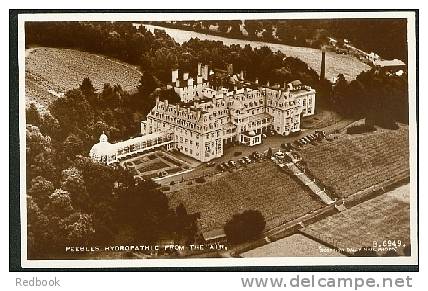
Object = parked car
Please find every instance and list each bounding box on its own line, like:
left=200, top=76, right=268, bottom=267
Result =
left=251, top=151, right=261, bottom=160
left=158, top=171, right=167, bottom=178
left=217, top=164, right=226, bottom=172
left=228, top=160, right=237, bottom=167
left=221, top=162, right=230, bottom=169
left=238, top=158, right=247, bottom=166
left=275, top=151, right=285, bottom=159
left=206, top=161, right=216, bottom=167
left=243, top=156, right=252, bottom=163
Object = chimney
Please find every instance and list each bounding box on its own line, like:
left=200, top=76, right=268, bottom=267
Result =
left=183, top=72, right=189, bottom=81
left=175, top=79, right=180, bottom=87
left=240, top=70, right=244, bottom=80
left=197, top=75, right=203, bottom=84
left=320, top=50, right=326, bottom=81
left=172, top=69, right=179, bottom=83
left=155, top=96, right=160, bottom=106
left=227, top=63, right=233, bottom=75
left=165, top=99, right=168, bottom=107
left=188, top=77, right=194, bottom=87
left=202, top=65, right=209, bottom=81
left=197, top=63, right=202, bottom=76
left=255, top=78, right=259, bottom=84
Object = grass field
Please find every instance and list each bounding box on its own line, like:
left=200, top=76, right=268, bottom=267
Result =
left=241, top=234, right=345, bottom=257
left=25, top=47, right=142, bottom=107
left=301, top=184, right=410, bottom=256
left=143, top=24, right=371, bottom=81
left=298, top=125, right=410, bottom=198
left=169, top=160, right=325, bottom=233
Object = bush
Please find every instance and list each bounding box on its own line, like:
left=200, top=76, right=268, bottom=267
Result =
left=195, top=177, right=206, bottom=184
left=224, top=210, right=266, bottom=244
left=160, top=186, right=170, bottom=192
left=347, top=124, right=377, bottom=134
left=170, top=181, right=175, bottom=185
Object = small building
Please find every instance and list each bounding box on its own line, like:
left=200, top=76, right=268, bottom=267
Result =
left=373, top=59, right=406, bottom=73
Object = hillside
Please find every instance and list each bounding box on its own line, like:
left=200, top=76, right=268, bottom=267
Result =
left=169, top=160, right=324, bottom=233
left=25, top=47, right=142, bottom=108
left=298, top=125, right=410, bottom=198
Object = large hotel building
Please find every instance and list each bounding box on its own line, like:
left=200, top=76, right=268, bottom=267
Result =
left=90, top=63, right=315, bottom=164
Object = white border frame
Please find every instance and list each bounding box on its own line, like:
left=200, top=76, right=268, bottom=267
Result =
left=18, top=11, right=418, bottom=268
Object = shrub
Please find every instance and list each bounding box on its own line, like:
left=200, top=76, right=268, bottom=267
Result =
left=347, top=124, right=377, bottom=134
left=195, top=177, right=206, bottom=184
left=160, top=186, right=170, bottom=192
left=224, top=210, right=266, bottom=244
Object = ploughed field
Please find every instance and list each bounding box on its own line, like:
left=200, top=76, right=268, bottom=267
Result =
left=25, top=47, right=142, bottom=107
left=298, top=125, right=410, bottom=198
left=169, top=160, right=325, bottom=232
left=301, top=184, right=410, bottom=256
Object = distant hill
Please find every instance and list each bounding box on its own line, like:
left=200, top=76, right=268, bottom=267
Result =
left=25, top=47, right=142, bottom=108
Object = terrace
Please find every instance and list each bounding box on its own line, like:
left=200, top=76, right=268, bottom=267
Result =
left=169, top=160, right=325, bottom=233
left=298, top=125, right=410, bottom=198
left=301, top=184, right=410, bottom=256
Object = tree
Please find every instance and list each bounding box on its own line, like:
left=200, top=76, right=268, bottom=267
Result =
left=28, top=176, right=54, bottom=208
left=224, top=210, right=266, bottom=244
left=79, top=77, right=96, bottom=99
left=27, top=196, right=50, bottom=258
left=60, top=167, right=90, bottom=211
left=60, top=212, right=95, bottom=245
left=26, top=103, right=41, bottom=125
left=62, top=133, right=84, bottom=160
left=44, top=189, right=74, bottom=219
left=266, top=147, right=273, bottom=158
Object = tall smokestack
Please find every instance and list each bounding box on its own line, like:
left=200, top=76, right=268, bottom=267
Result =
left=320, top=50, right=326, bottom=81
left=197, top=63, right=202, bottom=76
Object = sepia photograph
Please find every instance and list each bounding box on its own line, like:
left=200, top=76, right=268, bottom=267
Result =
left=13, top=10, right=418, bottom=269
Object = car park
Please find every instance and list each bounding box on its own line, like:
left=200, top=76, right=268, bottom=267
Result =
left=228, top=160, right=237, bottom=168
left=221, top=162, right=230, bottom=169
left=216, top=164, right=225, bottom=172
left=293, top=140, right=302, bottom=147
left=243, top=156, right=252, bottom=163
left=206, top=161, right=216, bottom=167
left=275, top=151, right=285, bottom=159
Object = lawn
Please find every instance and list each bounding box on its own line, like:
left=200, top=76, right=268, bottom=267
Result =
left=298, top=125, right=410, bottom=198
left=137, top=160, right=170, bottom=173
left=241, top=234, right=345, bottom=257
left=301, top=184, right=410, bottom=256
left=169, top=160, right=325, bottom=233
left=25, top=47, right=142, bottom=107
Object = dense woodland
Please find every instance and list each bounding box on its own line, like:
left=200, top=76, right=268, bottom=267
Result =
left=151, top=19, right=408, bottom=62
left=25, top=21, right=409, bottom=258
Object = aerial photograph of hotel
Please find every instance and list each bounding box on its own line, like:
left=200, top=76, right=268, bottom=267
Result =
left=23, top=16, right=414, bottom=262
